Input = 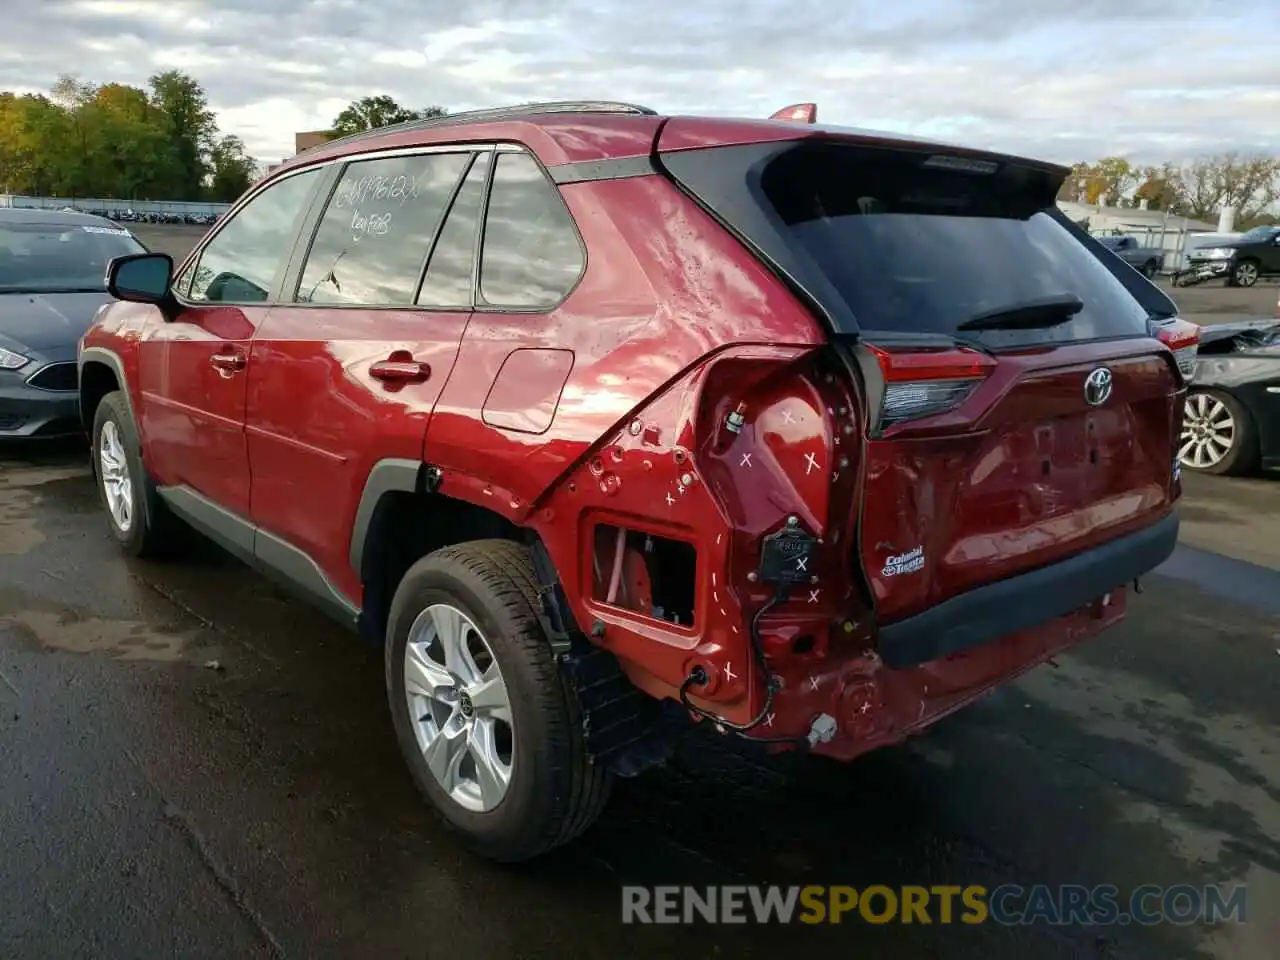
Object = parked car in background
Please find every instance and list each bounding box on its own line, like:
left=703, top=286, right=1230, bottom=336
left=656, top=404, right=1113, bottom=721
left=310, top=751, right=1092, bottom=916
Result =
left=1186, top=224, right=1280, bottom=288
left=1096, top=235, right=1163, bottom=279
left=0, top=208, right=145, bottom=439
left=1179, top=318, right=1280, bottom=475
left=80, top=100, right=1194, bottom=863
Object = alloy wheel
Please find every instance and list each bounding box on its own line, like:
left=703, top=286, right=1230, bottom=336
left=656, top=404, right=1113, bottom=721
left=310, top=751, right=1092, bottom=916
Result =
left=403, top=603, right=514, bottom=813
left=1233, top=261, right=1258, bottom=287
left=1179, top=393, right=1235, bottom=470
left=99, top=420, right=134, bottom=533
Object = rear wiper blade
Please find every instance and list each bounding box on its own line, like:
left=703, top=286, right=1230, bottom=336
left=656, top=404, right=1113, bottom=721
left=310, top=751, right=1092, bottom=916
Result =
left=956, top=294, right=1084, bottom=332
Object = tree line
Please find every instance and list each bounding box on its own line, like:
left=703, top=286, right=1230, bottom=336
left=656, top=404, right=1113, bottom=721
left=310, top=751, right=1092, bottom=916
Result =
left=4, top=72, right=1276, bottom=224
left=0, top=77, right=449, bottom=203
left=1057, top=154, right=1280, bottom=229
left=0, top=72, right=258, bottom=203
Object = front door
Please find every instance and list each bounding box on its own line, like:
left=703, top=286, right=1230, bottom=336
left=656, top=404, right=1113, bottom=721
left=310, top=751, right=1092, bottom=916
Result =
left=138, top=167, right=324, bottom=516
left=245, top=148, right=489, bottom=601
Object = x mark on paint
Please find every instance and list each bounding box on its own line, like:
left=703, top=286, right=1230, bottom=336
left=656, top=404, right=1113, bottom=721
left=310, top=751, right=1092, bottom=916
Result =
left=804, top=451, right=820, bottom=475
left=740, top=452, right=753, bottom=468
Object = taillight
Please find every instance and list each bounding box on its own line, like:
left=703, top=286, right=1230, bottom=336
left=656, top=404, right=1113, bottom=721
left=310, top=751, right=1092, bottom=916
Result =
left=867, top=344, right=996, bottom=427
left=1154, top=318, right=1200, bottom=382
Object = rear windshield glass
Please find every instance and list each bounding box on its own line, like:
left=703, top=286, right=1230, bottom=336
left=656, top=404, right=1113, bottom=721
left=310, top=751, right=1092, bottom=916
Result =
left=0, top=220, right=144, bottom=293
left=757, top=142, right=1150, bottom=346
left=662, top=140, right=1162, bottom=346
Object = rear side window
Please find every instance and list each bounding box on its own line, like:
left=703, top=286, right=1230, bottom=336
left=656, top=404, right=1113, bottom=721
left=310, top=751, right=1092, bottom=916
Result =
left=478, top=152, right=584, bottom=309
left=417, top=152, right=491, bottom=308
left=664, top=141, right=1162, bottom=346
left=296, top=151, right=471, bottom=306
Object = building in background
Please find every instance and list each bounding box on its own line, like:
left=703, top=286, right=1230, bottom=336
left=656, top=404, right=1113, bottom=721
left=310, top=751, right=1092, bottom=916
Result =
left=1057, top=200, right=1222, bottom=273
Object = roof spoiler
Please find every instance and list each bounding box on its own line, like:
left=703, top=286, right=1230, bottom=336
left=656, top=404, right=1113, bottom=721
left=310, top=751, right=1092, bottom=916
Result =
left=769, top=103, right=817, bottom=124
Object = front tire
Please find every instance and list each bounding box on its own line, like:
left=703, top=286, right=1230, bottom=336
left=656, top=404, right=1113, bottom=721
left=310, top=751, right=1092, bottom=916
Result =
left=385, top=539, right=611, bottom=861
left=1231, top=259, right=1259, bottom=288
left=1179, top=389, right=1259, bottom=476
left=90, top=391, right=186, bottom=557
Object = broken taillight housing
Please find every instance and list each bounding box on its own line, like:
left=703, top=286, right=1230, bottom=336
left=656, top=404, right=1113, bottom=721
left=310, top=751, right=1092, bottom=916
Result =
left=1153, top=318, right=1200, bottom=382
left=867, top=344, right=996, bottom=428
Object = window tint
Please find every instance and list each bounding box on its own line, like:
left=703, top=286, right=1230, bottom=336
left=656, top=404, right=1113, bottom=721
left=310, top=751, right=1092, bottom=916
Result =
left=0, top=221, right=144, bottom=294
left=296, top=152, right=471, bottom=306
left=417, top=152, right=491, bottom=308
left=187, top=169, right=320, bottom=304
left=661, top=141, right=1172, bottom=345
left=757, top=142, right=1152, bottom=346
left=478, top=152, right=583, bottom=308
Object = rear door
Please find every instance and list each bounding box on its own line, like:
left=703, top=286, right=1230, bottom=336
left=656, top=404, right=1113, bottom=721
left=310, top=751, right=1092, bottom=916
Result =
left=244, top=146, right=484, bottom=602
left=659, top=133, right=1184, bottom=623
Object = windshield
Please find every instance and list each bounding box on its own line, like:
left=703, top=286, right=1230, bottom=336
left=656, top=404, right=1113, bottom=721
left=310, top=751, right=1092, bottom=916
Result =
left=0, top=221, right=145, bottom=293
left=1239, top=225, right=1279, bottom=243
left=757, top=142, right=1151, bottom=347
left=660, top=139, right=1169, bottom=345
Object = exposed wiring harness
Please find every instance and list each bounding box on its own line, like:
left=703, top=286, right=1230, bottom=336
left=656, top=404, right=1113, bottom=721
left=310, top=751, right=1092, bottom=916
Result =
left=678, top=586, right=808, bottom=745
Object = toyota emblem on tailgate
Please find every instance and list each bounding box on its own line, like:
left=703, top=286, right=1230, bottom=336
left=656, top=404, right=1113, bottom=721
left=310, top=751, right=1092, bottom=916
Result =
left=1084, top=367, right=1113, bottom=406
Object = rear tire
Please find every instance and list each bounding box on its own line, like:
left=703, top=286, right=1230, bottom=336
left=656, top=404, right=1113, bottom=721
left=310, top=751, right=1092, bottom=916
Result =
left=385, top=539, right=611, bottom=862
left=90, top=391, right=187, bottom=557
left=1179, top=389, right=1259, bottom=476
left=1142, top=260, right=1159, bottom=279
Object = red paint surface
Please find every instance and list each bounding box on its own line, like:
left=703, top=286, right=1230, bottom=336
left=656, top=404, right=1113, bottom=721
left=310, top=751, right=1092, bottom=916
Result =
left=82, top=111, right=1185, bottom=757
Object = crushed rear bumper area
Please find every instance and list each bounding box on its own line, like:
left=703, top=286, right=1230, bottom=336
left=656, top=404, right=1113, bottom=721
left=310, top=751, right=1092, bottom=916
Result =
left=877, top=511, right=1180, bottom=668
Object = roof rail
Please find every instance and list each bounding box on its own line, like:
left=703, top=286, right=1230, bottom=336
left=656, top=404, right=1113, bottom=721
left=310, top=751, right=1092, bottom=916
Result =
left=326, top=101, right=659, bottom=147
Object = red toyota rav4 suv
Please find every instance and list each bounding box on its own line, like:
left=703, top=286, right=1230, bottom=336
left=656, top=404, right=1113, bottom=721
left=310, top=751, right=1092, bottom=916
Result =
left=78, top=101, right=1198, bottom=862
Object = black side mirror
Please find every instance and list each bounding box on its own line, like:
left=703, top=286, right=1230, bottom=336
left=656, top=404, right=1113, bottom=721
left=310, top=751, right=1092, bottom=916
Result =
left=107, top=252, right=174, bottom=304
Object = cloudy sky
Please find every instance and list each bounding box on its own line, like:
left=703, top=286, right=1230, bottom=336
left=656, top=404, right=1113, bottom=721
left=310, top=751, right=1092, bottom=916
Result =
left=1, top=0, right=1277, bottom=165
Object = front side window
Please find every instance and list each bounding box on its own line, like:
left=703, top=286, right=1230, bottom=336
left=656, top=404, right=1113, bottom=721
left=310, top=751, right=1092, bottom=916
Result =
left=296, top=151, right=472, bottom=306
left=0, top=220, right=144, bottom=294
left=186, top=168, right=321, bottom=304
left=478, top=152, right=584, bottom=309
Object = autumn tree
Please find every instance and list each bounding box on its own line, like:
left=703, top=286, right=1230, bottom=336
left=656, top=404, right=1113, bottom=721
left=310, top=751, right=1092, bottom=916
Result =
left=1059, top=157, right=1140, bottom=206
left=207, top=134, right=257, bottom=202
left=1133, top=163, right=1183, bottom=211
left=1174, top=153, right=1280, bottom=226
left=331, top=96, right=446, bottom=134
left=148, top=70, right=217, bottom=199
left=0, top=72, right=259, bottom=202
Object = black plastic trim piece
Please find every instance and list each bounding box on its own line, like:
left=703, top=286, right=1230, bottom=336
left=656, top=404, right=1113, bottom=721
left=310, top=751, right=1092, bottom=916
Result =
left=348, top=458, right=424, bottom=572
left=77, top=347, right=134, bottom=426
left=158, top=485, right=360, bottom=628
left=156, top=485, right=255, bottom=564
left=876, top=512, right=1180, bottom=668
left=548, top=155, right=657, bottom=185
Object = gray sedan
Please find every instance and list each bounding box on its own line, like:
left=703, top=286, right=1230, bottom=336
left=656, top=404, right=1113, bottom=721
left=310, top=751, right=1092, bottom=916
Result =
left=0, top=208, right=146, bottom=439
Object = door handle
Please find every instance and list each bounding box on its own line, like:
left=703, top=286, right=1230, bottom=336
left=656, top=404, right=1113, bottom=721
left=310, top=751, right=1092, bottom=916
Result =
left=370, top=358, right=431, bottom=383
left=210, top=351, right=246, bottom=375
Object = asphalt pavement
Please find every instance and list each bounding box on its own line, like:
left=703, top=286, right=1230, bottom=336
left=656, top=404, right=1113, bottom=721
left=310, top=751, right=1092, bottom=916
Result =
left=2, top=224, right=1277, bottom=958
left=2, top=439, right=1278, bottom=960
